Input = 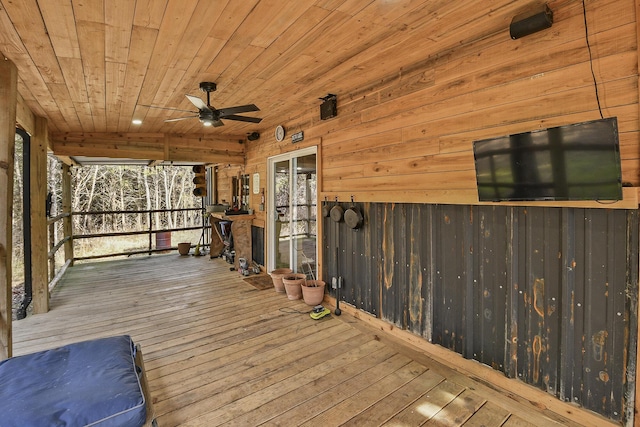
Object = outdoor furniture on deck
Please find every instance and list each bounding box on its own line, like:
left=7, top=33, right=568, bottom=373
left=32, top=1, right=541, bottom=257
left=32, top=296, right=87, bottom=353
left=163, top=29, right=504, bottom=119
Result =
left=0, top=335, right=156, bottom=427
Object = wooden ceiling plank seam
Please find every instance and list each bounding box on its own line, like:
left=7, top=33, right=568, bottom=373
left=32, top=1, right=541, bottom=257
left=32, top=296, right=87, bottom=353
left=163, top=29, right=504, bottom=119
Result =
left=298, top=0, right=453, bottom=83
left=71, top=0, right=104, bottom=23
left=135, top=0, right=200, bottom=106
left=146, top=1, right=229, bottom=110
left=132, top=0, right=168, bottom=29
left=296, top=0, right=580, bottom=120
left=315, top=0, right=348, bottom=11
left=46, top=82, right=83, bottom=130
left=75, top=19, right=106, bottom=131
left=0, top=0, right=66, bottom=85
left=213, top=6, right=334, bottom=111
left=104, top=0, right=135, bottom=64
left=37, top=0, right=81, bottom=59
left=58, top=57, right=89, bottom=104
left=119, top=26, right=159, bottom=131
left=294, top=0, right=519, bottom=101
left=249, top=2, right=317, bottom=49
left=36, top=1, right=94, bottom=122
left=0, top=0, right=74, bottom=134
left=207, top=0, right=258, bottom=41
left=366, top=0, right=433, bottom=27
left=225, top=5, right=330, bottom=89
left=105, top=61, right=126, bottom=132
left=15, top=77, right=44, bottom=116
left=0, top=4, right=28, bottom=58
left=201, top=0, right=296, bottom=104
left=335, top=0, right=376, bottom=16
left=254, top=9, right=352, bottom=83
left=1, top=0, right=635, bottom=149
left=203, top=1, right=267, bottom=85
left=290, top=0, right=455, bottom=90
left=158, top=35, right=226, bottom=114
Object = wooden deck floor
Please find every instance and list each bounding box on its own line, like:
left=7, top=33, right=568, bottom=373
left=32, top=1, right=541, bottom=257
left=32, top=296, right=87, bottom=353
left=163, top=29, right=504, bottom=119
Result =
left=13, top=255, right=608, bottom=426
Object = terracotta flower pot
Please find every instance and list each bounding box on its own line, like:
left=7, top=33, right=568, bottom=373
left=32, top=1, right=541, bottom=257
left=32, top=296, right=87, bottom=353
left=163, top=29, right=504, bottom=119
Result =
left=269, top=268, right=293, bottom=293
left=282, top=273, right=306, bottom=300
left=301, top=280, right=326, bottom=305
left=177, top=242, right=191, bottom=256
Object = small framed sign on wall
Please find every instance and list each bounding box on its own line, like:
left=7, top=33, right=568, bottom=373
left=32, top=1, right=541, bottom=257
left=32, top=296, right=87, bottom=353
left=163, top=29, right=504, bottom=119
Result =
left=252, top=173, right=260, bottom=194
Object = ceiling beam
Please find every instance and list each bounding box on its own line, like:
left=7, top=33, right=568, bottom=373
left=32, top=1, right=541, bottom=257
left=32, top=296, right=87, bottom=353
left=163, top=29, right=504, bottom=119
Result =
left=50, top=132, right=246, bottom=165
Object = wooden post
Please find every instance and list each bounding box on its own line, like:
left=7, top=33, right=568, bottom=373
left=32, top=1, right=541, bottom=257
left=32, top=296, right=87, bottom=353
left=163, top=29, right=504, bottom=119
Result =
left=62, top=163, right=74, bottom=264
left=0, top=58, right=17, bottom=359
left=634, top=3, right=640, bottom=426
left=31, top=116, right=49, bottom=314
left=48, top=222, right=55, bottom=281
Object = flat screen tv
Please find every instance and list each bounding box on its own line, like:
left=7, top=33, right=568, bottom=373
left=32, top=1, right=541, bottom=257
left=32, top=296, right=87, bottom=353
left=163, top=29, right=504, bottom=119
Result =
left=473, top=117, right=622, bottom=202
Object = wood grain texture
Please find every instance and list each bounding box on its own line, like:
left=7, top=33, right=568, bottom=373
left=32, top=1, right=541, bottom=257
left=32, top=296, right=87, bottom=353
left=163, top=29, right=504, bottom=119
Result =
left=0, top=58, right=17, bottom=359
left=61, top=163, right=74, bottom=262
left=11, top=255, right=600, bottom=426
left=30, top=117, right=49, bottom=314
left=2, top=0, right=638, bottom=206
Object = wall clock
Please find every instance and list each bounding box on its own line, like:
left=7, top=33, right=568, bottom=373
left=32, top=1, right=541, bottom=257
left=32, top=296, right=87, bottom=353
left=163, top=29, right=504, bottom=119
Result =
left=275, top=125, right=285, bottom=142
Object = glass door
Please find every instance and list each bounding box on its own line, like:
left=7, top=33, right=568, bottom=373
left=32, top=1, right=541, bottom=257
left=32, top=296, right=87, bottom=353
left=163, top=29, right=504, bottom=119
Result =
left=268, top=147, right=317, bottom=278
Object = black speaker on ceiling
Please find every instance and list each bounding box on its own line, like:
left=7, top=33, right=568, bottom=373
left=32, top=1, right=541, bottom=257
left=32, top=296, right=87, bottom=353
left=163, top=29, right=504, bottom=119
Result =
left=510, top=4, right=553, bottom=40
left=319, top=94, right=337, bottom=120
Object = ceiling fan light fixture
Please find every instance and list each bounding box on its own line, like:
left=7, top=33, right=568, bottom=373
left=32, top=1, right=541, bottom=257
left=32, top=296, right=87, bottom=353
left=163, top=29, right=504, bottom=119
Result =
left=148, top=82, right=262, bottom=126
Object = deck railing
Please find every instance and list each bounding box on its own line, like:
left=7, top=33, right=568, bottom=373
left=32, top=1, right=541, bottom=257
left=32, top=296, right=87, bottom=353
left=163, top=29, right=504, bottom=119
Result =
left=72, top=207, right=209, bottom=261
left=46, top=207, right=209, bottom=275
left=47, top=212, right=72, bottom=291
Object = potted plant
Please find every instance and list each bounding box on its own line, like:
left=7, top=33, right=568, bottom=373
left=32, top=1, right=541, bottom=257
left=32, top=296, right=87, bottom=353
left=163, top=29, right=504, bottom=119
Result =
left=301, top=280, right=326, bottom=305
left=177, top=242, right=191, bottom=256
left=269, top=268, right=293, bottom=293
left=282, top=273, right=306, bottom=300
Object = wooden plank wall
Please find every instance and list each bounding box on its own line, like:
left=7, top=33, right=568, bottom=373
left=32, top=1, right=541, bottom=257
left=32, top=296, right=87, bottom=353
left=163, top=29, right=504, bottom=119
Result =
left=244, top=0, right=639, bottom=208
left=238, top=0, right=640, bottom=423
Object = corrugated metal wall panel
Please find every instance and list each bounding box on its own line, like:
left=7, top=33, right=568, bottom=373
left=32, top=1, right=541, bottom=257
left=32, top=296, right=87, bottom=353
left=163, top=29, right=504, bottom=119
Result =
left=473, top=206, right=509, bottom=371
left=432, top=205, right=472, bottom=356
left=322, top=203, right=638, bottom=422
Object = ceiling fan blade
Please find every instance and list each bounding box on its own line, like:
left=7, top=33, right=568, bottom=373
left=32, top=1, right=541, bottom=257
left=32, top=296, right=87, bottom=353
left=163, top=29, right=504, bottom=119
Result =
left=222, top=115, right=263, bottom=123
left=217, top=104, right=260, bottom=116
left=212, top=120, right=225, bottom=127
left=164, top=115, right=199, bottom=122
left=186, top=94, right=209, bottom=110
left=139, top=104, right=195, bottom=114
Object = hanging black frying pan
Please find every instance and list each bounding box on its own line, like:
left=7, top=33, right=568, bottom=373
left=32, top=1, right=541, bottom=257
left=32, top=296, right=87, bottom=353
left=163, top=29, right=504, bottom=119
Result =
left=322, top=196, right=330, bottom=218
left=330, top=196, right=343, bottom=222
left=344, top=196, right=363, bottom=229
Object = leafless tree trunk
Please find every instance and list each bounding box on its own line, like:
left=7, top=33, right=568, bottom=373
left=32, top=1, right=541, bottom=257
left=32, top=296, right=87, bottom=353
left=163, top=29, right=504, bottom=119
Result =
left=80, top=166, right=98, bottom=232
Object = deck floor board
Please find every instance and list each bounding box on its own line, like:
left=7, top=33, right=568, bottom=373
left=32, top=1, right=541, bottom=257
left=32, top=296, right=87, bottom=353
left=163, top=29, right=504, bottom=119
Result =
left=12, top=255, right=606, bottom=426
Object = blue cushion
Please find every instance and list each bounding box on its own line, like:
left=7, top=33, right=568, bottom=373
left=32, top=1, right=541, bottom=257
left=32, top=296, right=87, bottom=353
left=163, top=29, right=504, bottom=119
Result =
left=0, top=335, right=146, bottom=427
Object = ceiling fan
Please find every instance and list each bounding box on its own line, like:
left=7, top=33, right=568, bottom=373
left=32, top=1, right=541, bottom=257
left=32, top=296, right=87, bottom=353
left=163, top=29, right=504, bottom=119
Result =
left=142, top=82, right=262, bottom=127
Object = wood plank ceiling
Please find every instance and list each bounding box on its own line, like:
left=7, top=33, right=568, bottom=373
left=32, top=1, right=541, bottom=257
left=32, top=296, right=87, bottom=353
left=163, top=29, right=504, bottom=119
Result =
left=0, top=0, right=527, bottom=143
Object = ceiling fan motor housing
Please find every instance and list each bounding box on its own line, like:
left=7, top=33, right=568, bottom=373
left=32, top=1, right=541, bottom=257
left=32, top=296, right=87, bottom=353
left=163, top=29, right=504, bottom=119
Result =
left=199, top=82, right=217, bottom=93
